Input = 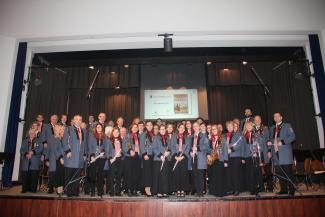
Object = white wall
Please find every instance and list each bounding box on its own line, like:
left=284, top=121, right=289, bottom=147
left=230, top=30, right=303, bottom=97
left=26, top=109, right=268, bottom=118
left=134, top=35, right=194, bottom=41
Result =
left=0, top=36, right=17, bottom=152
left=1, top=0, right=325, bottom=39
left=0, top=0, right=325, bottom=153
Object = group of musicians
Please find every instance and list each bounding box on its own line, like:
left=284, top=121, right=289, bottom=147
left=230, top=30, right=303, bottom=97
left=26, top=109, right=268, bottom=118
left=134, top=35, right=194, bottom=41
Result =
left=20, top=108, right=296, bottom=197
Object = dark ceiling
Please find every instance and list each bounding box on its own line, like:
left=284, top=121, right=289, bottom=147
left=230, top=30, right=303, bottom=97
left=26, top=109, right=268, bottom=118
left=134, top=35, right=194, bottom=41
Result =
left=32, top=47, right=306, bottom=68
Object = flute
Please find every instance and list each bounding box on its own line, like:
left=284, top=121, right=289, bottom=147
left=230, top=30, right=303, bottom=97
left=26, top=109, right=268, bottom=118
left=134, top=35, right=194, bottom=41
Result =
left=160, top=144, right=169, bottom=172
left=110, top=149, right=122, bottom=164
left=172, top=144, right=188, bottom=171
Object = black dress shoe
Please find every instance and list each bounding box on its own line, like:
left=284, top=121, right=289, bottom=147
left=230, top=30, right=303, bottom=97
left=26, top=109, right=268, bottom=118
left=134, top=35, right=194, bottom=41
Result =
left=127, top=190, right=133, bottom=197
left=289, top=192, right=295, bottom=197
left=233, top=191, right=239, bottom=196
left=277, top=191, right=288, bottom=195
left=47, top=189, right=54, bottom=194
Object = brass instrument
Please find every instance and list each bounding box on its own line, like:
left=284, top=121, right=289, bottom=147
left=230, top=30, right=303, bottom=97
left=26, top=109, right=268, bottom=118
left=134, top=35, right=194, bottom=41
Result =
left=207, top=141, right=220, bottom=166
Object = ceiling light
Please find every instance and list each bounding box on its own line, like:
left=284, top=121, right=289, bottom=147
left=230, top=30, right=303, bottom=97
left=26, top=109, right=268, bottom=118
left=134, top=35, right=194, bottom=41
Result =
left=89, top=66, right=95, bottom=70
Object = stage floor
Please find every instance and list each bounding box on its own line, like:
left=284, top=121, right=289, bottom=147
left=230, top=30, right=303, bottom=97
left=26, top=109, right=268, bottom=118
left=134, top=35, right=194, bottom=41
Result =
left=1, top=185, right=325, bottom=217
left=1, top=184, right=325, bottom=201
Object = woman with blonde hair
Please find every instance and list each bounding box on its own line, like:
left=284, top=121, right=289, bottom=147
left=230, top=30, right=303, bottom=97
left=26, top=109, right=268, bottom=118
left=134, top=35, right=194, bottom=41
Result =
left=44, top=124, right=65, bottom=195
left=20, top=129, right=43, bottom=193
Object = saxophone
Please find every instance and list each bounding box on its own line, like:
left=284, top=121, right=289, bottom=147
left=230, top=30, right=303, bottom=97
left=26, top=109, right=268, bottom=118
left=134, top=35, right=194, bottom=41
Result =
left=207, top=137, right=221, bottom=166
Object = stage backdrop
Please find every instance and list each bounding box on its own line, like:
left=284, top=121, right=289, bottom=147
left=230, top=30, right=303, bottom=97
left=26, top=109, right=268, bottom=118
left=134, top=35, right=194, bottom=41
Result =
left=207, top=61, right=319, bottom=149
left=24, top=65, right=140, bottom=130
left=25, top=61, right=319, bottom=149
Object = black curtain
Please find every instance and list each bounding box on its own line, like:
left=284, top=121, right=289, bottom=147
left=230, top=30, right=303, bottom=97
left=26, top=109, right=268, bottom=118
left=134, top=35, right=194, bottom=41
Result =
left=24, top=65, right=140, bottom=131
left=207, top=61, right=319, bottom=150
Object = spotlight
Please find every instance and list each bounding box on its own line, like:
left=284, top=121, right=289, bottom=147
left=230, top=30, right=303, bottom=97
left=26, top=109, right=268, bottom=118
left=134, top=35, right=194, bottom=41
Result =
left=242, top=61, right=248, bottom=65
left=206, top=61, right=212, bottom=65
left=294, top=72, right=305, bottom=80
left=158, top=33, right=173, bottom=52
left=33, top=76, right=42, bottom=86
left=115, top=86, right=120, bottom=89
left=110, top=71, right=116, bottom=74
left=89, top=66, right=95, bottom=70
left=123, top=64, right=129, bottom=68
left=223, top=68, right=229, bottom=71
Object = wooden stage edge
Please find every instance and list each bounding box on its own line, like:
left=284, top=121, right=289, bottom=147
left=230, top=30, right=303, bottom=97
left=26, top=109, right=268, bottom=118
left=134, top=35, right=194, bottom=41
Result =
left=0, top=195, right=325, bottom=217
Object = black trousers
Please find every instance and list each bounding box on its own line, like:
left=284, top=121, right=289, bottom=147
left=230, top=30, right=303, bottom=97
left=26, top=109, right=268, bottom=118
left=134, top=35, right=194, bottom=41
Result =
left=246, top=157, right=263, bottom=194
left=48, top=171, right=56, bottom=192
left=171, top=157, right=189, bottom=192
left=124, top=156, right=141, bottom=192
left=209, top=161, right=226, bottom=196
left=141, top=155, right=153, bottom=188
left=55, top=160, right=65, bottom=188
left=88, top=158, right=105, bottom=195
left=22, top=170, right=39, bottom=193
left=229, top=157, right=241, bottom=193
left=152, top=160, right=169, bottom=195
left=104, top=170, right=111, bottom=193
left=109, top=158, right=123, bottom=194
left=192, top=157, right=205, bottom=195
left=275, top=164, right=295, bottom=194
left=240, top=158, right=248, bottom=192
left=65, top=167, right=81, bottom=197
left=264, top=163, right=273, bottom=191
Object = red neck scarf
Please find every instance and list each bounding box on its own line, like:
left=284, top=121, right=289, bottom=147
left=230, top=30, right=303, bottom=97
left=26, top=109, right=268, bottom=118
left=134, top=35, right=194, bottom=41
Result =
left=113, top=137, right=121, bottom=151
left=245, top=131, right=252, bottom=143
left=211, top=134, right=218, bottom=144
left=160, top=134, right=166, bottom=145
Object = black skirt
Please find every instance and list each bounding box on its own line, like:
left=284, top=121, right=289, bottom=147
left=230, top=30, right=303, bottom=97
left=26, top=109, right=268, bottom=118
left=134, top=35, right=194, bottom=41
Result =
left=209, top=161, right=227, bottom=196
left=152, top=160, right=169, bottom=195
left=141, top=155, right=153, bottom=187
left=170, top=156, right=189, bottom=192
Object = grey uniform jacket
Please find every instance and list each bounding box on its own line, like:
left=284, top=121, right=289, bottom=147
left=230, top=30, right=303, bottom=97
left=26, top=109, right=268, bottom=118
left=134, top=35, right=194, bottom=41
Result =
left=152, top=135, right=172, bottom=161
left=139, top=132, right=154, bottom=156
left=20, top=137, right=43, bottom=171
left=254, top=125, right=270, bottom=164
left=222, top=132, right=243, bottom=159
left=88, top=133, right=109, bottom=159
left=268, top=122, right=296, bottom=166
left=170, top=134, right=191, bottom=159
left=62, top=126, right=88, bottom=168
left=188, top=133, right=210, bottom=170
left=44, top=137, right=64, bottom=172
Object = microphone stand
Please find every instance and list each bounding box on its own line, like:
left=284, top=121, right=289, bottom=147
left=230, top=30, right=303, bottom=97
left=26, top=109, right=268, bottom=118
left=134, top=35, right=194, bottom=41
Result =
left=250, top=66, right=271, bottom=125
left=250, top=66, right=301, bottom=196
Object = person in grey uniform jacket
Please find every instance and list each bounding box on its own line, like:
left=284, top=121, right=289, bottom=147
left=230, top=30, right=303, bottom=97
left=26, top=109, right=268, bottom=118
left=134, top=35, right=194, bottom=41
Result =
left=20, top=129, right=43, bottom=193
left=170, top=124, right=190, bottom=197
left=152, top=125, right=172, bottom=197
left=189, top=122, right=210, bottom=197
left=88, top=123, right=109, bottom=197
left=123, top=123, right=142, bottom=196
left=62, top=115, right=88, bottom=197
left=108, top=127, right=124, bottom=196
left=224, top=121, right=244, bottom=196
left=267, top=112, right=296, bottom=196
left=239, top=108, right=254, bottom=132
left=241, top=121, right=263, bottom=195
left=139, top=121, right=154, bottom=196
left=44, top=124, right=65, bottom=195
left=208, top=124, right=228, bottom=197
left=253, top=115, right=272, bottom=192
left=40, top=115, right=58, bottom=194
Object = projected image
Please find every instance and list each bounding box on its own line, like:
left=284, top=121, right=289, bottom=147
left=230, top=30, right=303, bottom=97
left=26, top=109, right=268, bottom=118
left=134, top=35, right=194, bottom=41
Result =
left=174, top=94, right=188, bottom=114
left=144, top=89, right=198, bottom=119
